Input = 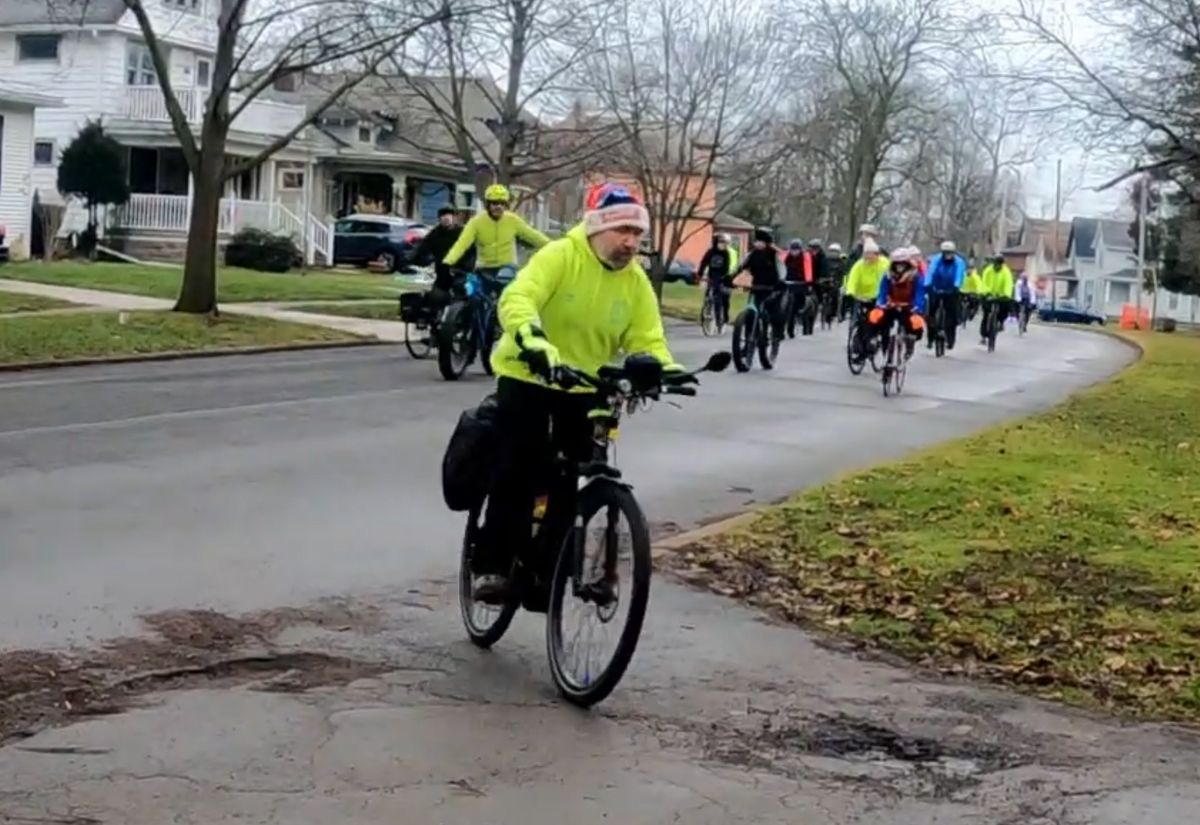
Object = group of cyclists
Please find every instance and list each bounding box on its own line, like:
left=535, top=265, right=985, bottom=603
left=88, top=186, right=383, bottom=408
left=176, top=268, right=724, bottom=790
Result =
left=697, top=222, right=1037, bottom=372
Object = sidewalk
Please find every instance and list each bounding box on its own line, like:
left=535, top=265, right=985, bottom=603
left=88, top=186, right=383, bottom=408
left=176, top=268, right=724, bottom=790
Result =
left=0, top=278, right=170, bottom=310
left=0, top=279, right=408, bottom=342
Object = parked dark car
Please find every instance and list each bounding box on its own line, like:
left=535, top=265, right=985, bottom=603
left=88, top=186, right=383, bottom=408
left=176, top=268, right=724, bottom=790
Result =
left=333, top=214, right=427, bottom=272
left=664, top=260, right=698, bottom=285
left=1037, top=302, right=1106, bottom=325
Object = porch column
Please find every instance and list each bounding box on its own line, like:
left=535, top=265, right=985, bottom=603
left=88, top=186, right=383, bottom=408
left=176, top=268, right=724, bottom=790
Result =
left=264, top=158, right=276, bottom=205
left=392, top=174, right=408, bottom=218
left=303, top=161, right=315, bottom=266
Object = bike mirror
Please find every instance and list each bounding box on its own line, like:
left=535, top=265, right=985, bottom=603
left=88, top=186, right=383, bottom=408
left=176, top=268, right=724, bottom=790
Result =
left=704, top=351, right=733, bottom=373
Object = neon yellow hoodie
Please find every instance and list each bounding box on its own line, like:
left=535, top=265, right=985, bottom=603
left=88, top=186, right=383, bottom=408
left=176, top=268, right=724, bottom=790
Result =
left=963, top=269, right=983, bottom=295
left=443, top=210, right=550, bottom=269
left=844, top=255, right=891, bottom=302
left=981, top=263, right=1015, bottom=299
left=491, top=224, right=674, bottom=388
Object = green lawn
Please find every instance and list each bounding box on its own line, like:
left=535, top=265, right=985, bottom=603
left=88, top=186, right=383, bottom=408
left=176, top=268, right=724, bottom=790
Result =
left=660, top=281, right=746, bottom=322
left=0, top=311, right=366, bottom=366
left=668, top=331, right=1200, bottom=722
left=290, top=301, right=401, bottom=321
left=0, top=291, right=77, bottom=314
left=2, top=261, right=410, bottom=303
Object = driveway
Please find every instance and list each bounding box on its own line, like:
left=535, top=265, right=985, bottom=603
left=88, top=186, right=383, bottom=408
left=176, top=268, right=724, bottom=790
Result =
left=4, top=323, right=1191, bottom=825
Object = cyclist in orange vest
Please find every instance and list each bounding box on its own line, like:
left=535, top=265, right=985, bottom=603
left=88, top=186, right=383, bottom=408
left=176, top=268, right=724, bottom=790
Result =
left=783, top=239, right=816, bottom=336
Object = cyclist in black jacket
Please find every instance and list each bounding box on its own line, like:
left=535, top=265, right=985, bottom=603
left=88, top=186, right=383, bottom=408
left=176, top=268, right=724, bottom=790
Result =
left=736, top=228, right=785, bottom=342
left=698, top=233, right=735, bottom=324
left=413, top=206, right=474, bottom=309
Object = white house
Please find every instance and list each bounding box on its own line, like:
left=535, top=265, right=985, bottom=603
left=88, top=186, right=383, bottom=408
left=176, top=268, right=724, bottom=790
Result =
left=1060, top=216, right=1200, bottom=322
left=0, top=0, right=329, bottom=262
left=0, top=79, right=62, bottom=261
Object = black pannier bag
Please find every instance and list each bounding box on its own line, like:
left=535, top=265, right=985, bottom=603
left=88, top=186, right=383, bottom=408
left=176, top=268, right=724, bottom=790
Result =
left=442, top=393, right=501, bottom=511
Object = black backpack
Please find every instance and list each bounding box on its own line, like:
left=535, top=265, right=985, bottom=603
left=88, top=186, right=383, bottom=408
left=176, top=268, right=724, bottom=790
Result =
left=442, top=394, right=501, bottom=511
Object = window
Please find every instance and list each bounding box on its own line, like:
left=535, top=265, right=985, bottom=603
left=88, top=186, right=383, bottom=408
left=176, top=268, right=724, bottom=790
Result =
left=196, top=59, right=211, bottom=88
left=17, top=34, right=61, bottom=62
left=163, top=0, right=201, bottom=10
left=126, top=44, right=158, bottom=86
left=1169, top=291, right=1180, bottom=311
left=358, top=126, right=372, bottom=144
left=273, top=74, right=298, bottom=92
left=278, top=163, right=305, bottom=191
left=33, top=141, right=55, bottom=166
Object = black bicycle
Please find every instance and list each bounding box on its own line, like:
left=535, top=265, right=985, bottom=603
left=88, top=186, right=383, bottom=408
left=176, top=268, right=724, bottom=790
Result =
left=846, top=300, right=881, bottom=376
left=818, top=283, right=838, bottom=330
left=880, top=312, right=915, bottom=397
left=982, top=299, right=1002, bottom=353
left=700, top=283, right=730, bottom=337
left=436, top=268, right=513, bottom=380
left=459, top=350, right=733, bottom=707
left=398, top=291, right=438, bottom=359
left=732, top=285, right=782, bottom=372
left=1018, top=301, right=1034, bottom=335
left=929, top=294, right=950, bottom=358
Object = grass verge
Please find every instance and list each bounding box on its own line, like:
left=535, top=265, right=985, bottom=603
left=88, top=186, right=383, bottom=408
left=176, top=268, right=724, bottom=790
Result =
left=665, top=331, right=1200, bottom=722
left=660, top=281, right=747, bottom=322
left=2, top=261, right=409, bottom=303
left=291, top=301, right=401, bottom=321
left=0, top=310, right=366, bottom=366
left=0, top=291, right=77, bottom=314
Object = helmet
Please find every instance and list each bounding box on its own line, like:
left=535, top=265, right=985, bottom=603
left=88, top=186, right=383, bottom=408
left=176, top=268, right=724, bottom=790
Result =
left=716, top=232, right=730, bottom=243
left=992, top=251, right=1006, bottom=261
left=808, top=238, right=823, bottom=248
left=754, top=227, right=774, bottom=244
left=859, top=223, right=878, bottom=236
left=484, top=184, right=510, bottom=203
left=828, top=242, right=843, bottom=254
left=890, top=247, right=912, bottom=265
left=862, top=239, right=880, bottom=255
left=909, top=245, right=922, bottom=259
left=940, top=240, right=956, bottom=253
left=789, top=239, right=804, bottom=251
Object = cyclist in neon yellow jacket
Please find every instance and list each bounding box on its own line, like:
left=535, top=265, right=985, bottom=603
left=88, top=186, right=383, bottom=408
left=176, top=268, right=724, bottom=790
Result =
left=443, top=184, right=551, bottom=279
left=472, top=182, right=683, bottom=602
left=843, top=240, right=890, bottom=364
left=979, top=253, right=1015, bottom=343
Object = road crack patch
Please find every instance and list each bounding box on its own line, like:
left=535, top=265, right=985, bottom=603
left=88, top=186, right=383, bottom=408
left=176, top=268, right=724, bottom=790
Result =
left=1, top=601, right=390, bottom=746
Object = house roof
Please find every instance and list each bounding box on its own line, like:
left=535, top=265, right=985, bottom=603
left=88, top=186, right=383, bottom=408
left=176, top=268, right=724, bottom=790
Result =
left=715, top=212, right=754, bottom=230
left=0, top=79, right=63, bottom=108
left=1068, top=216, right=1136, bottom=259
left=0, top=0, right=125, bottom=26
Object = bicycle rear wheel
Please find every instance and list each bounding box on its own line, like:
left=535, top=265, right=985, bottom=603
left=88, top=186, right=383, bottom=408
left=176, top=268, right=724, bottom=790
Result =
left=479, top=305, right=498, bottom=376
left=404, top=321, right=433, bottom=359
left=547, top=480, right=651, bottom=708
left=987, top=308, right=998, bottom=353
left=459, top=504, right=519, bottom=648
left=934, top=305, right=946, bottom=358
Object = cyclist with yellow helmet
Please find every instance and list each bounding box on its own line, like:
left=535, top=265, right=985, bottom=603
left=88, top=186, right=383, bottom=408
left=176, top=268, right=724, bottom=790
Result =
left=443, top=184, right=551, bottom=281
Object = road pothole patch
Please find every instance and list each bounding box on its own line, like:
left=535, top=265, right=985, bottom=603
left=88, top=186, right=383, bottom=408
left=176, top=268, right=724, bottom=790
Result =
left=1, top=601, right=389, bottom=745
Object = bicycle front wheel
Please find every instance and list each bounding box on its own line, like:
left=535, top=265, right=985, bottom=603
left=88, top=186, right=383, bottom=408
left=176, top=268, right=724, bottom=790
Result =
left=731, top=309, right=755, bottom=372
left=547, top=480, right=651, bottom=708
left=700, top=294, right=717, bottom=336
left=437, top=302, right=475, bottom=380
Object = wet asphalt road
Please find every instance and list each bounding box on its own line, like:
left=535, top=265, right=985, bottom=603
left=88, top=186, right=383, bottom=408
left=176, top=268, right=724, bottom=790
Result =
left=5, top=321, right=1196, bottom=824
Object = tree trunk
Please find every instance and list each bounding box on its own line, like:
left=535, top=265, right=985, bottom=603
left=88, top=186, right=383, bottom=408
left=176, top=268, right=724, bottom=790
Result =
left=175, top=148, right=226, bottom=314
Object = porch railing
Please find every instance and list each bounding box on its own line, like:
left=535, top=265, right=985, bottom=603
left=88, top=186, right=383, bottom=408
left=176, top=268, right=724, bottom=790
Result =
left=112, top=193, right=334, bottom=264
left=121, top=87, right=308, bottom=137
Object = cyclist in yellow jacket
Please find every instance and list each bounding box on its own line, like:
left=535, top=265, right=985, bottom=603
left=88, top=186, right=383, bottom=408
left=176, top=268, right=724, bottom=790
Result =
left=843, top=240, right=890, bottom=363
left=979, top=253, right=1016, bottom=344
left=473, top=182, right=683, bottom=602
left=443, top=184, right=551, bottom=283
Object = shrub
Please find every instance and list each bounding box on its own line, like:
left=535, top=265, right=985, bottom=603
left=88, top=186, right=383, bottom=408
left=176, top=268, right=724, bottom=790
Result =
left=224, top=228, right=301, bottom=273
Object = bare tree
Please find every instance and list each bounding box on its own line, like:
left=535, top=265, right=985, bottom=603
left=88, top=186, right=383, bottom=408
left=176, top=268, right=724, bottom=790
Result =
left=580, top=0, right=789, bottom=277
left=51, top=1, right=454, bottom=313
left=371, top=0, right=618, bottom=199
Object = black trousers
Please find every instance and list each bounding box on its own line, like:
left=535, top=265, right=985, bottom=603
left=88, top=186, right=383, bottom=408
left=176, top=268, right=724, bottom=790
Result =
left=478, top=378, right=596, bottom=575
left=926, top=290, right=959, bottom=348
left=980, top=298, right=1012, bottom=339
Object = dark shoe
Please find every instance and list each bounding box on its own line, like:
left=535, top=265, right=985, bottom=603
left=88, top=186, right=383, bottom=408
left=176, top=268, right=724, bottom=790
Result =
left=472, top=574, right=511, bottom=605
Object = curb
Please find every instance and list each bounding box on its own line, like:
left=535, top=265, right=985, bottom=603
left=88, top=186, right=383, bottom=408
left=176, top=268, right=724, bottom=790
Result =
left=651, top=509, right=761, bottom=559
left=0, top=339, right=395, bottom=373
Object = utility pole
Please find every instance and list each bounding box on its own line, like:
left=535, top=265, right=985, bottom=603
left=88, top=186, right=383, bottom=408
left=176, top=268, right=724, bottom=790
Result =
left=1051, top=159, right=1062, bottom=313
left=1136, top=174, right=1149, bottom=326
